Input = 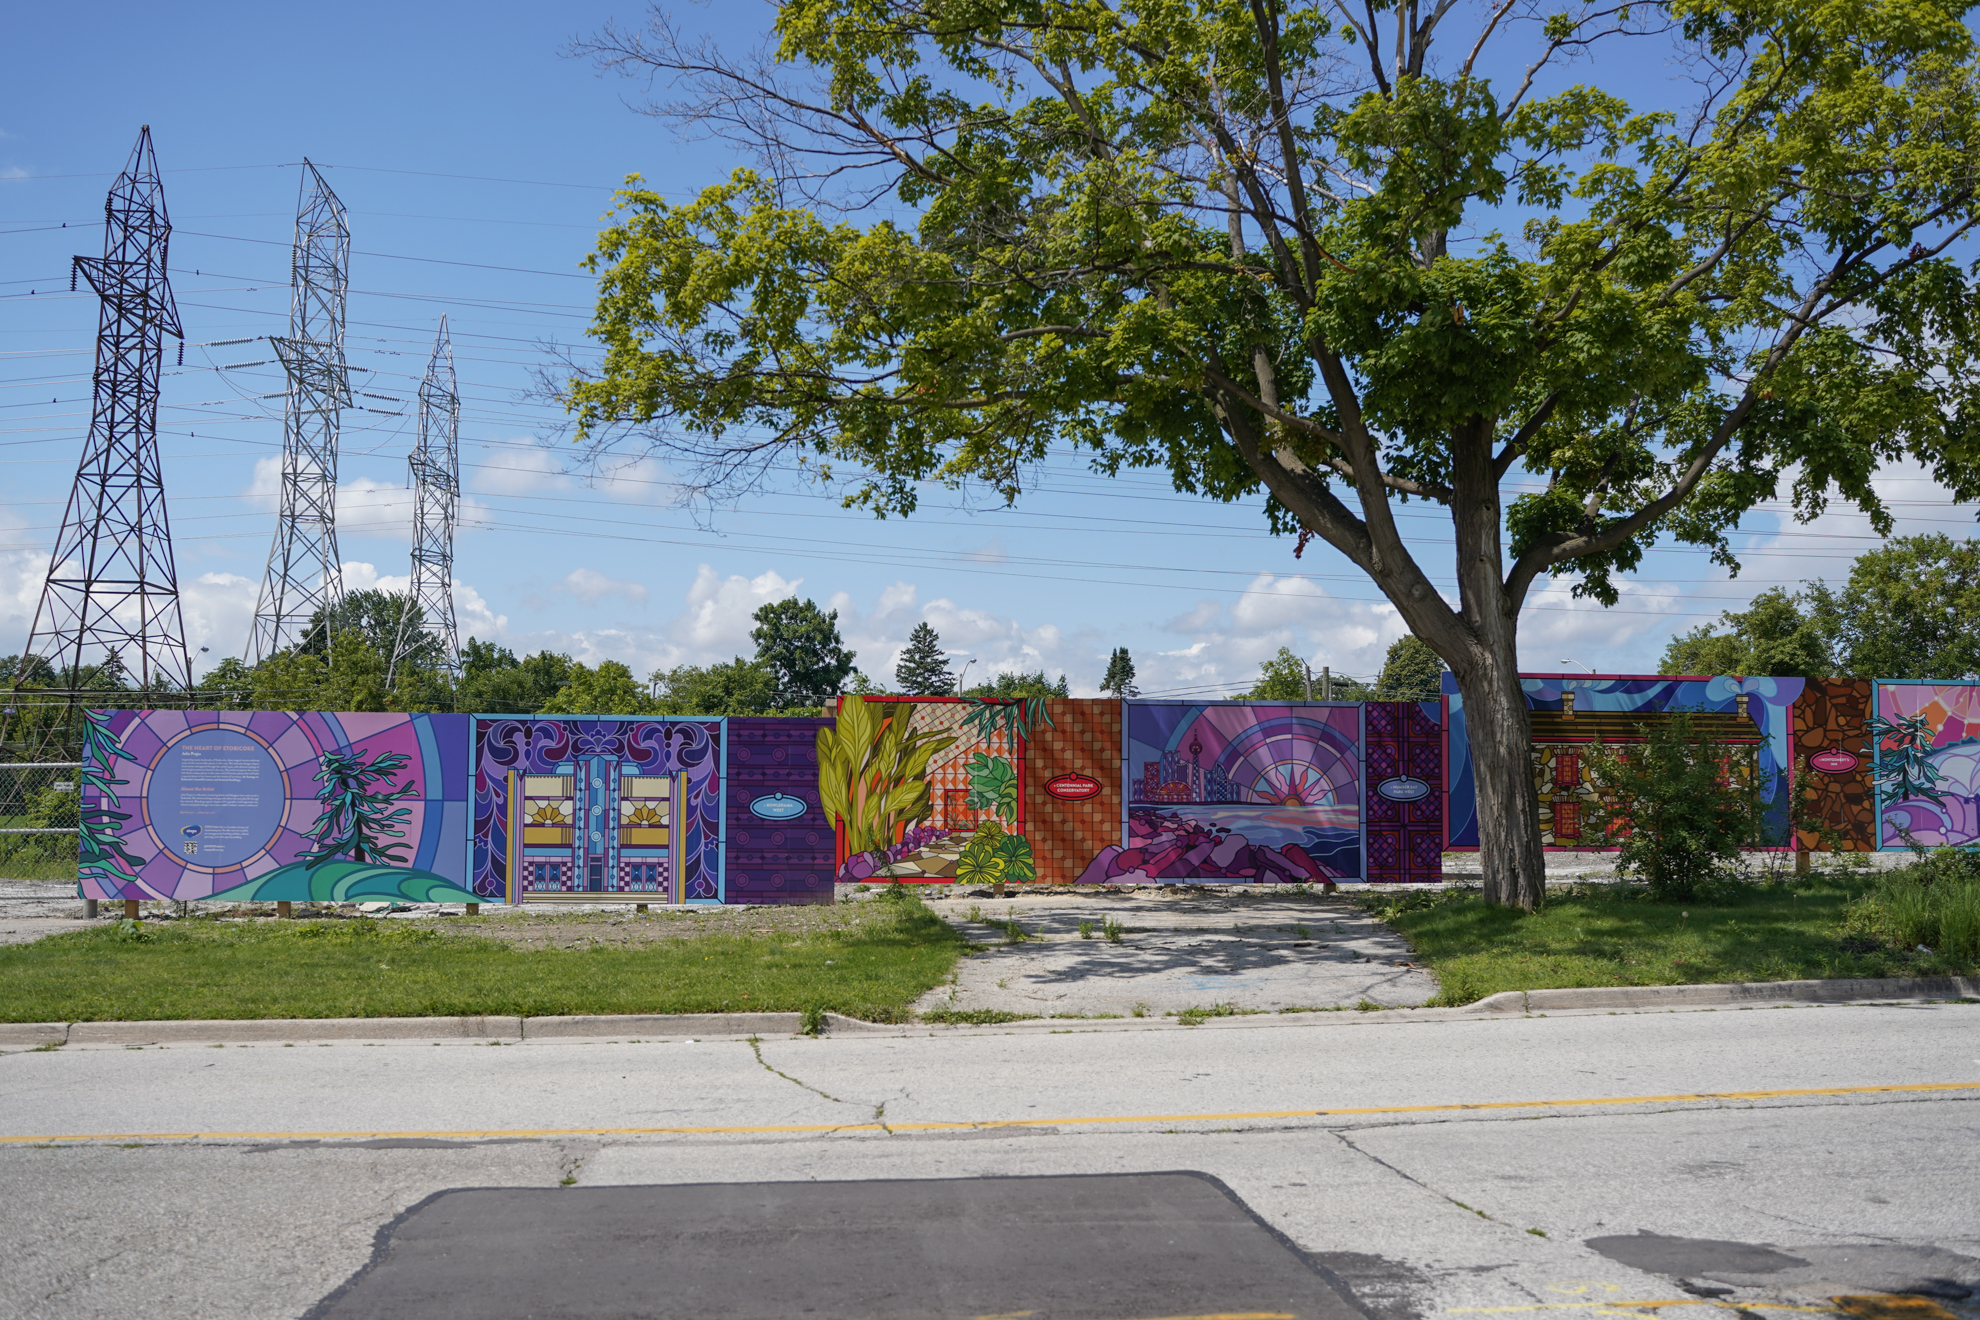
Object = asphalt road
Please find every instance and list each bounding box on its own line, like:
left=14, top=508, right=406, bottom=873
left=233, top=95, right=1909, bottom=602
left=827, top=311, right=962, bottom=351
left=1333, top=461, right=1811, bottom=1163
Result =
left=2, top=1002, right=1976, bottom=1320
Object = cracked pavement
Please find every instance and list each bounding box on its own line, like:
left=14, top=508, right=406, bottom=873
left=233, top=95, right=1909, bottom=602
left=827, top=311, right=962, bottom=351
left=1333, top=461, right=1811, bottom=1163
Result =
left=1, top=1002, right=1976, bottom=1319
left=916, top=890, right=1441, bottom=1016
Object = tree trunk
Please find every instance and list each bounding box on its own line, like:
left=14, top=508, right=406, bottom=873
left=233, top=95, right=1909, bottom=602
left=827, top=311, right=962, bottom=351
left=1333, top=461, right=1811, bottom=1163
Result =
left=1452, top=654, right=1546, bottom=911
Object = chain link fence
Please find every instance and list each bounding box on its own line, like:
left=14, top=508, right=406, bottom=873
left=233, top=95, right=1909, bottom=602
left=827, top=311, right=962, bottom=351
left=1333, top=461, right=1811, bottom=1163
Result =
left=0, top=762, right=80, bottom=889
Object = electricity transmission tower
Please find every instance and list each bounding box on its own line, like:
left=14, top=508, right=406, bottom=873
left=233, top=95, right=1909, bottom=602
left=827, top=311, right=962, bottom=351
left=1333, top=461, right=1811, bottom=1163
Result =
left=249, top=161, right=350, bottom=662
left=389, top=318, right=460, bottom=683
left=6, top=126, right=190, bottom=755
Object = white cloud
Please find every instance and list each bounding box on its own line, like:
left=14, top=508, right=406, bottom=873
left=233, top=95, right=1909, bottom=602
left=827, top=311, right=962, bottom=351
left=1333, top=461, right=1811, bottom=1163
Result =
left=558, top=567, right=649, bottom=607
left=674, top=564, right=800, bottom=653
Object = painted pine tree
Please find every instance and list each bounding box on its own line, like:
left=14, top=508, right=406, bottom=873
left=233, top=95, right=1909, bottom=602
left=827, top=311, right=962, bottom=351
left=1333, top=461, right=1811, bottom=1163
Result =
left=299, top=748, right=418, bottom=868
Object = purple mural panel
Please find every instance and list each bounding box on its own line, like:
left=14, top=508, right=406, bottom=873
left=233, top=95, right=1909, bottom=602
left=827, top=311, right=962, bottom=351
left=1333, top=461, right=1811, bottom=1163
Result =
left=80, top=710, right=470, bottom=902
left=725, top=717, right=834, bottom=904
left=1873, top=682, right=1980, bottom=849
left=473, top=717, right=723, bottom=902
left=1365, top=700, right=1445, bottom=883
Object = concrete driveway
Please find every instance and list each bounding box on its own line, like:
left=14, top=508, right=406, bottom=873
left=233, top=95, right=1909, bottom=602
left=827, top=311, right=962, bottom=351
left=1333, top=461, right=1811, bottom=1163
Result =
left=917, top=888, right=1440, bottom=1016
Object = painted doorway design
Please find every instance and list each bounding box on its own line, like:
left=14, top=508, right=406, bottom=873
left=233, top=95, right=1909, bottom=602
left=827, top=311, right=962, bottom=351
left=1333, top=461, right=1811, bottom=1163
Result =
left=474, top=718, right=722, bottom=903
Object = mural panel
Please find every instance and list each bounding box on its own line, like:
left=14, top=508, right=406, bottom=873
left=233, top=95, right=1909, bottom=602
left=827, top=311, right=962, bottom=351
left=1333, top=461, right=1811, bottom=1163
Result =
left=473, top=717, right=723, bottom=902
left=79, top=708, right=472, bottom=903
left=1873, top=682, right=1980, bottom=850
left=1095, top=702, right=1364, bottom=883
left=1794, top=679, right=1876, bottom=851
left=1444, top=675, right=1801, bottom=850
left=1365, top=701, right=1445, bottom=883
left=726, top=716, right=834, bottom=904
left=1023, top=699, right=1124, bottom=884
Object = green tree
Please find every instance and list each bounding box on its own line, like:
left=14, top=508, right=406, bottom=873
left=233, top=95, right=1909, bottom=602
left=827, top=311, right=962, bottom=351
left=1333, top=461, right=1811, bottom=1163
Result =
left=751, top=598, right=856, bottom=708
left=894, top=622, right=956, bottom=695
left=457, top=643, right=576, bottom=715
left=1101, top=647, right=1139, bottom=698
left=652, top=657, right=780, bottom=714
left=1822, top=535, right=1980, bottom=680
left=1376, top=636, right=1448, bottom=701
left=302, top=589, right=444, bottom=675
left=1659, top=586, right=1834, bottom=677
left=195, top=657, right=256, bottom=710
left=1586, top=714, right=1761, bottom=902
left=298, top=748, right=417, bottom=868
left=963, top=670, right=1070, bottom=700
left=568, top=0, right=1980, bottom=911
left=542, top=660, right=657, bottom=715
left=1239, top=648, right=1313, bottom=701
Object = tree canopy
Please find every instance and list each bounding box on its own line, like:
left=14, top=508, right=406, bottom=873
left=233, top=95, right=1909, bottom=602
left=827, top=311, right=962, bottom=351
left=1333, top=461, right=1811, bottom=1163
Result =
left=567, top=0, right=1980, bottom=910
left=894, top=621, right=956, bottom=694
left=1101, top=646, right=1139, bottom=697
left=751, top=597, right=858, bottom=707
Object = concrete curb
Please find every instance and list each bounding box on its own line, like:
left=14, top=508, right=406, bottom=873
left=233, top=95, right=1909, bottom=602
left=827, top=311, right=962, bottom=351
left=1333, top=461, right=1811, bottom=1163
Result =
left=9, top=977, right=1974, bottom=1048
left=64, top=1016, right=524, bottom=1045
left=1462, top=975, right=1980, bottom=1015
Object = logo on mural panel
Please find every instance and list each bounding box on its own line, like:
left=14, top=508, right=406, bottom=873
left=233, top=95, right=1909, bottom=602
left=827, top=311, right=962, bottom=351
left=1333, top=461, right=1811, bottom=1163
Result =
left=1044, top=773, right=1102, bottom=801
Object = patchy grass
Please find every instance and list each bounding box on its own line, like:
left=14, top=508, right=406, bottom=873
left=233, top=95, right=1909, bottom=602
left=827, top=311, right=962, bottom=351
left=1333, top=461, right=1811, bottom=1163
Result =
left=1174, top=1002, right=1263, bottom=1027
left=919, top=1007, right=1037, bottom=1025
left=1362, top=860, right=1980, bottom=1007
left=0, top=890, right=967, bottom=1023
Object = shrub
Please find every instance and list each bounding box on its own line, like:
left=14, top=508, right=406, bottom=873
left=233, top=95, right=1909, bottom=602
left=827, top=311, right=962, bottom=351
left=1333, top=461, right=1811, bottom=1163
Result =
left=1843, top=850, right=1980, bottom=960
left=1586, top=713, right=1761, bottom=902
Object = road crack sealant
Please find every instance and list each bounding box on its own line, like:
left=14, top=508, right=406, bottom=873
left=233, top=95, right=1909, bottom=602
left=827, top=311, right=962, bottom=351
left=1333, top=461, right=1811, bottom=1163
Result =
left=747, top=1035, right=897, bottom=1133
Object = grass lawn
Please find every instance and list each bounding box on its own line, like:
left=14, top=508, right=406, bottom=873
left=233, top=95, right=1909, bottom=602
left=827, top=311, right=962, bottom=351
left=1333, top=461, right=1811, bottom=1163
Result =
left=0, top=892, right=967, bottom=1023
left=1365, top=863, right=1980, bottom=1006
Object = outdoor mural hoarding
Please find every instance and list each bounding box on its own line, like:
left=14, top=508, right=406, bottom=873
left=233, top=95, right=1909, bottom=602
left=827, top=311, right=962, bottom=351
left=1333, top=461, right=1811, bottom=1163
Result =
left=472, top=716, right=725, bottom=904
left=1443, top=674, right=1799, bottom=851
left=1439, top=674, right=1980, bottom=853
left=77, top=709, right=473, bottom=903
left=1873, top=681, right=1980, bottom=850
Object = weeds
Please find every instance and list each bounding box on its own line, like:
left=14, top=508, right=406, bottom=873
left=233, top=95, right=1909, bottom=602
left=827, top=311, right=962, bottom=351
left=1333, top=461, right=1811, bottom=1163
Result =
left=799, top=1006, right=827, bottom=1037
left=1102, top=917, right=1124, bottom=944
left=920, top=1007, right=1037, bottom=1025
left=1175, top=1003, right=1260, bottom=1027
left=1078, top=920, right=1095, bottom=940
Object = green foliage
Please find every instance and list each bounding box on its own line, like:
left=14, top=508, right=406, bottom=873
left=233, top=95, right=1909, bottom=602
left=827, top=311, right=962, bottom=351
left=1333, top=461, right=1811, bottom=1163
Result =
left=1101, top=647, right=1139, bottom=699
left=893, top=622, right=955, bottom=695
left=1660, top=586, right=1835, bottom=678
left=751, top=597, right=856, bottom=708
left=77, top=707, right=142, bottom=889
left=961, top=671, right=1069, bottom=701
left=1237, top=648, right=1373, bottom=701
left=541, top=660, right=656, bottom=715
left=1841, top=850, right=1980, bottom=959
left=299, top=748, right=418, bottom=868
left=651, top=657, right=779, bottom=715
left=1375, top=636, right=1446, bottom=700
left=458, top=644, right=575, bottom=715
left=963, top=752, right=1020, bottom=821
left=1868, top=711, right=1947, bottom=806
left=1822, top=535, right=1980, bottom=680
left=1586, top=715, right=1761, bottom=902
left=815, top=695, right=956, bottom=859
left=954, top=818, right=1037, bottom=886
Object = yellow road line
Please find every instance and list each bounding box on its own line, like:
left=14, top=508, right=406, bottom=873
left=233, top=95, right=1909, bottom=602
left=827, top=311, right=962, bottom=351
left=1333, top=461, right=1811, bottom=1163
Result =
left=2, top=1080, right=1972, bottom=1145
left=1450, top=1303, right=1836, bottom=1313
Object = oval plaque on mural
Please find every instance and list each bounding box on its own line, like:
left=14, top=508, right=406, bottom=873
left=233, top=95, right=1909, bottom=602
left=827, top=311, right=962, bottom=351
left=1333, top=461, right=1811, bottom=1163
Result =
left=1375, top=775, right=1432, bottom=803
left=748, top=792, right=808, bottom=820
left=1809, top=749, right=1860, bottom=775
left=1044, top=773, right=1102, bottom=801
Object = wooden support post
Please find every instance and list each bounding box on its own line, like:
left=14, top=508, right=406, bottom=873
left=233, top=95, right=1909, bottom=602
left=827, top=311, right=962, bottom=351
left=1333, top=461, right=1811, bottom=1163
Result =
left=1795, top=849, right=1810, bottom=875
left=465, top=903, right=480, bottom=916
left=83, top=899, right=98, bottom=919
left=123, top=899, right=140, bottom=920
left=276, top=901, right=292, bottom=918
left=636, top=904, right=649, bottom=913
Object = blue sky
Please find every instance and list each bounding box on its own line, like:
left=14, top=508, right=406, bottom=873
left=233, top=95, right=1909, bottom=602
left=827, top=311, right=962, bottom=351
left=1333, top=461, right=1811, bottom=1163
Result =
left=4, top=1, right=1974, bottom=698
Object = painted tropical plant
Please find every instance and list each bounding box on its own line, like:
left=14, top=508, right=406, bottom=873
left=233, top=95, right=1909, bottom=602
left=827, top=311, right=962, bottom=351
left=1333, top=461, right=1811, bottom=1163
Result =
left=817, top=696, right=956, bottom=862
left=77, top=707, right=143, bottom=892
left=1869, top=713, right=1946, bottom=806
left=300, top=748, right=418, bottom=867
left=958, top=696, right=1055, bottom=748
left=964, top=752, right=1020, bottom=823
left=955, top=818, right=1037, bottom=890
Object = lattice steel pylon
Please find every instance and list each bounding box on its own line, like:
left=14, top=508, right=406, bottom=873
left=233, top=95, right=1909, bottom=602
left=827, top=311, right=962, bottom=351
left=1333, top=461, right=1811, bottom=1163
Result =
left=6, top=126, right=191, bottom=753
left=389, top=318, right=460, bottom=683
left=248, top=161, right=351, bottom=662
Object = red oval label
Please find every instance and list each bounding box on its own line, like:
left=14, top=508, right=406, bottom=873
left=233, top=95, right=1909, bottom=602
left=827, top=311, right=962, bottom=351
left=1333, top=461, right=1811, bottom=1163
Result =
left=1809, top=749, right=1860, bottom=775
left=1045, top=773, right=1102, bottom=801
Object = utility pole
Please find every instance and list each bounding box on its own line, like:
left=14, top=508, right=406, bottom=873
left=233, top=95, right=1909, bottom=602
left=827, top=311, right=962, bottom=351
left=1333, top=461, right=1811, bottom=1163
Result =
left=249, top=161, right=350, bottom=662
left=389, top=318, right=460, bottom=685
left=1322, top=666, right=1333, bottom=701
left=1301, top=662, right=1312, bottom=701
left=6, top=127, right=191, bottom=756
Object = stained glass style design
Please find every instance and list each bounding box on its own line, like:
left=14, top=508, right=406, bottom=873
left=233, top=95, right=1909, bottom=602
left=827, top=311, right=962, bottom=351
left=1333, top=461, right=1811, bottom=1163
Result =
left=1873, top=682, right=1980, bottom=850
